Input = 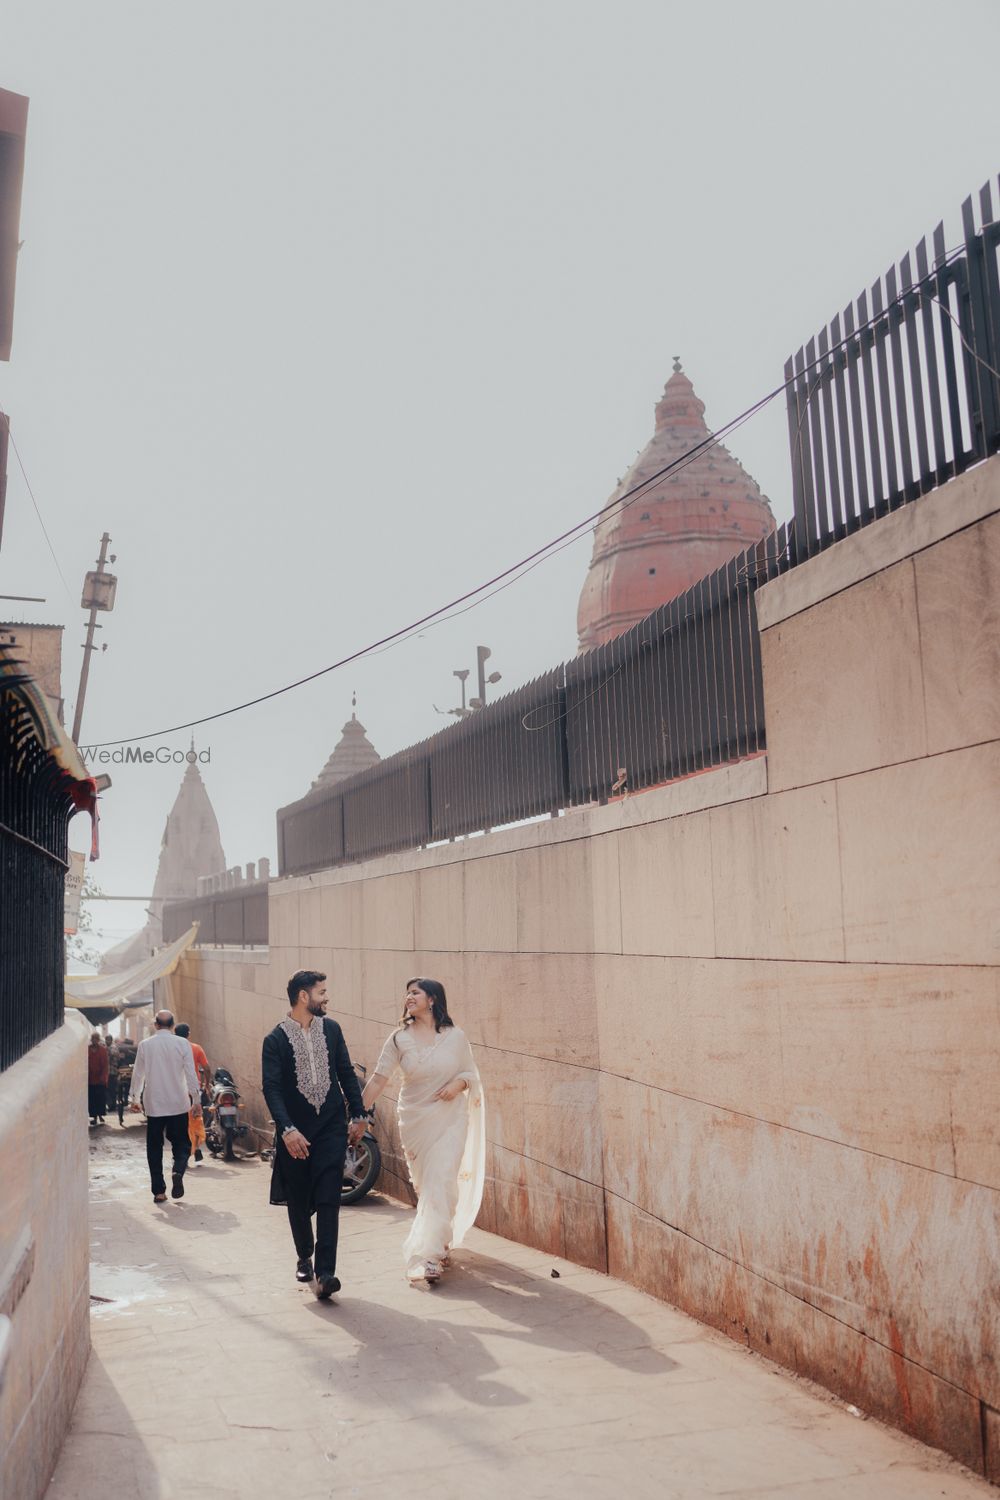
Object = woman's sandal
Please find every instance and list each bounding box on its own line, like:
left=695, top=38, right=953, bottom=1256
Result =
left=424, top=1260, right=443, bottom=1284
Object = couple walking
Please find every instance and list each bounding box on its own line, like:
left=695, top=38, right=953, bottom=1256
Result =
left=262, top=969, right=485, bottom=1300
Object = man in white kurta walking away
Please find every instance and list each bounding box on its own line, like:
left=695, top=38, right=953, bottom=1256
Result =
left=130, top=1009, right=202, bottom=1204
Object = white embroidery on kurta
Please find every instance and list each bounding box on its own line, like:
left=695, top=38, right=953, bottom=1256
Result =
left=280, top=1017, right=331, bottom=1113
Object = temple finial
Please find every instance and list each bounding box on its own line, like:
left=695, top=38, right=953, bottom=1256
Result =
left=672, top=354, right=682, bottom=373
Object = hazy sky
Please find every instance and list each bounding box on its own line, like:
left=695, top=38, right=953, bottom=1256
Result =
left=2, top=1, right=998, bottom=951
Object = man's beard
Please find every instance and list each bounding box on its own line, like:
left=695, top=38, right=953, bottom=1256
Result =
left=307, top=1000, right=326, bottom=1016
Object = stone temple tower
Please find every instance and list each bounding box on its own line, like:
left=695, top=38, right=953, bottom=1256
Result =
left=309, top=697, right=381, bottom=792
left=577, top=361, right=776, bottom=651
left=99, top=755, right=226, bottom=972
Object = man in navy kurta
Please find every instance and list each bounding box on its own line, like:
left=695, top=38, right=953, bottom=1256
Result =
left=262, top=970, right=366, bottom=1299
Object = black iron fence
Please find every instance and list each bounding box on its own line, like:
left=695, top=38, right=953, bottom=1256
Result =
left=786, top=177, right=1000, bottom=559
left=162, top=883, right=269, bottom=947
left=229, top=176, right=1000, bottom=890
left=277, top=523, right=795, bottom=876
left=0, top=646, right=93, bottom=1073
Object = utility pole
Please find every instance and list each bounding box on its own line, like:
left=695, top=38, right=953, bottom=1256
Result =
left=71, top=532, right=117, bottom=745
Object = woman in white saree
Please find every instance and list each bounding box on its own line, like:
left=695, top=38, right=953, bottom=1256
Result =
left=362, top=978, right=485, bottom=1284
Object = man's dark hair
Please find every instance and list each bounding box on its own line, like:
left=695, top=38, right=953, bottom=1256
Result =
left=287, top=969, right=326, bottom=1005
left=175, top=1023, right=190, bottom=1038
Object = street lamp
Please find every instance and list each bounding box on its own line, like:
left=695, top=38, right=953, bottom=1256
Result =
left=435, top=648, right=503, bottom=718
left=468, top=645, right=502, bottom=710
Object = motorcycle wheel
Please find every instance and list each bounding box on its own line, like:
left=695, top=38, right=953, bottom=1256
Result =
left=223, top=1127, right=236, bottom=1161
left=342, top=1134, right=382, bottom=1204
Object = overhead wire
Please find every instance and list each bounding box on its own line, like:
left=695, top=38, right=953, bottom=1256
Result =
left=368, top=398, right=769, bottom=663
left=84, top=240, right=975, bottom=748
left=1, top=414, right=77, bottom=607
left=85, top=390, right=783, bottom=747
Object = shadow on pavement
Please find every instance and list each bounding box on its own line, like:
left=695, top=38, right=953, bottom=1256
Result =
left=445, top=1251, right=679, bottom=1376
left=47, top=1351, right=162, bottom=1500
left=155, top=1202, right=241, bottom=1234
left=306, top=1298, right=530, bottom=1408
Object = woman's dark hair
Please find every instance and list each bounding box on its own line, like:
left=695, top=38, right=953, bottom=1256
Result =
left=400, top=977, right=454, bottom=1033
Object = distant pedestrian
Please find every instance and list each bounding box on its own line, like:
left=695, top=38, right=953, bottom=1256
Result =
left=129, top=1010, right=202, bottom=1204
left=87, top=1033, right=109, bottom=1125
left=104, top=1036, right=119, bottom=1119
left=175, top=1023, right=211, bottom=1163
left=262, top=970, right=367, bottom=1300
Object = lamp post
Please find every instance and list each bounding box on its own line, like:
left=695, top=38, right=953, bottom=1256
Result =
left=468, top=645, right=502, bottom=710
left=436, top=649, right=503, bottom=718
left=452, top=668, right=471, bottom=718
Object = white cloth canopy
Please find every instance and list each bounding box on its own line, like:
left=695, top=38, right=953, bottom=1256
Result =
left=65, top=924, right=198, bottom=1011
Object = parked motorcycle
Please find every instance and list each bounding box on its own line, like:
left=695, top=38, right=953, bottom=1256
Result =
left=342, top=1063, right=382, bottom=1204
left=206, top=1067, right=250, bottom=1161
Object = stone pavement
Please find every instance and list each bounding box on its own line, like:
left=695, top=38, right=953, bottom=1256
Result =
left=48, top=1126, right=990, bottom=1500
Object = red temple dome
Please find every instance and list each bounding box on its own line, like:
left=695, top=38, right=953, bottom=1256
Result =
left=576, top=361, right=775, bottom=651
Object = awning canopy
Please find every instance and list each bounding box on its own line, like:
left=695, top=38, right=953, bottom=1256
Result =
left=66, top=923, right=198, bottom=1020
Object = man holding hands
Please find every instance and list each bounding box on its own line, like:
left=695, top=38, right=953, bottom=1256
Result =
left=262, top=970, right=366, bottom=1301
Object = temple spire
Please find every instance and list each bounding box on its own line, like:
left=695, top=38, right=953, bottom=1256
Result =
left=577, top=361, right=776, bottom=651
left=310, top=701, right=381, bottom=792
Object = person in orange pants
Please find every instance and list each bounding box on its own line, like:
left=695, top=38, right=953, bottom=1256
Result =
left=175, top=1023, right=211, bottom=1163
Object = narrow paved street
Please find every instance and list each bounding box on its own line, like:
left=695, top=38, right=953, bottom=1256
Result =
left=49, top=1126, right=989, bottom=1500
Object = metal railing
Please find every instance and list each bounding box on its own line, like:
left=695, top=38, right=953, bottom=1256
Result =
left=277, top=524, right=795, bottom=877
left=0, top=647, right=90, bottom=1072
left=786, top=177, right=1000, bottom=559
left=162, top=883, right=269, bottom=947
left=266, top=178, right=1000, bottom=886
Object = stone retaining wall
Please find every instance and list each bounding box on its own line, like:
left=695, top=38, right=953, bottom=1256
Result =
left=0, top=1012, right=91, bottom=1500
left=173, top=456, right=1000, bottom=1479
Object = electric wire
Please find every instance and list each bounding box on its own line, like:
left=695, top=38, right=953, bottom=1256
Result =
left=84, top=241, right=979, bottom=748
left=1, top=414, right=76, bottom=607
left=85, top=391, right=781, bottom=747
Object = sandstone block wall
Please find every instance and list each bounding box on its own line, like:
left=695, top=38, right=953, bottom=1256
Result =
left=173, top=457, right=1000, bottom=1479
left=0, top=1013, right=91, bottom=1500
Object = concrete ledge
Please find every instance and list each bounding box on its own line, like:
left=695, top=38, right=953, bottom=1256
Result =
left=0, top=1013, right=91, bottom=1500
left=272, top=753, right=768, bottom=894
left=758, top=453, right=1000, bottom=629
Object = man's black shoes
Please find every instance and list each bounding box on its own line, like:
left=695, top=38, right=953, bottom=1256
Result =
left=194, top=1149, right=203, bottom=1163
left=315, top=1275, right=341, bottom=1301
left=295, top=1259, right=314, bottom=1283
left=170, top=1174, right=185, bottom=1199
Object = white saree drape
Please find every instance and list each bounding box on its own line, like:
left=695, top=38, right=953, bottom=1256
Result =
left=374, top=1024, right=485, bottom=1274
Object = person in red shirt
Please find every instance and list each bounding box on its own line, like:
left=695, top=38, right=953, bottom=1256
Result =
left=87, top=1032, right=110, bottom=1125
left=175, top=1024, right=211, bottom=1163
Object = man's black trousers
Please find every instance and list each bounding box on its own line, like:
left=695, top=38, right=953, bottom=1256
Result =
left=279, top=1136, right=345, bottom=1278
left=145, top=1111, right=191, bottom=1196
